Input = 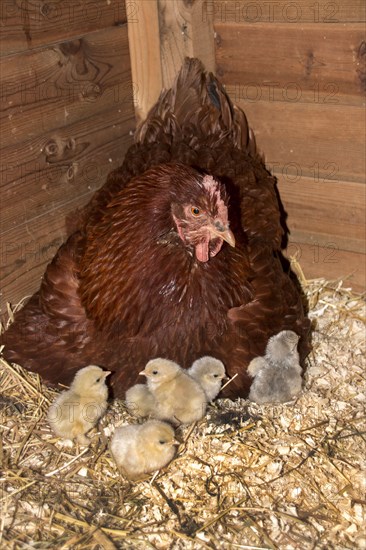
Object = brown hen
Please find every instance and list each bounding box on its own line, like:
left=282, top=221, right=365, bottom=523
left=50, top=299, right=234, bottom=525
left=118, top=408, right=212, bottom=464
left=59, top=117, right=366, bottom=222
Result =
left=1, top=58, right=310, bottom=398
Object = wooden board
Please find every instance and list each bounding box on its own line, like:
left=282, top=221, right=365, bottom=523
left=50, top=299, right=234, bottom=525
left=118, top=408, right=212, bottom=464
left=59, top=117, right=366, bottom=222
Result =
left=277, top=177, right=365, bottom=254
left=215, top=22, right=366, bottom=106
left=0, top=106, right=135, bottom=234
left=158, top=0, right=215, bottom=89
left=234, top=100, right=365, bottom=184
left=0, top=108, right=135, bottom=312
left=212, top=1, right=366, bottom=23
left=0, top=25, right=133, bottom=149
left=0, top=0, right=128, bottom=56
left=1, top=198, right=86, bottom=316
left=127, top=0, right=163, bottom=121
left=128, top=0, right=216, bottom=121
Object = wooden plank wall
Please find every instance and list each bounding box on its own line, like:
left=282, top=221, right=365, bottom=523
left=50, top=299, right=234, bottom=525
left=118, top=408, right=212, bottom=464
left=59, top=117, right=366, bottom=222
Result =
left=212, top=0, right=366, bottom=290
left=0, top=0, right=136, bottom=314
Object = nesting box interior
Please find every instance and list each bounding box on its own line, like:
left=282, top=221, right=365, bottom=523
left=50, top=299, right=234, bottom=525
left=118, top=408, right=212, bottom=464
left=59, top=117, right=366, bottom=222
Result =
left=0, top=3, right=365, bottom=547
left=0, top=0, right=365, bottom=318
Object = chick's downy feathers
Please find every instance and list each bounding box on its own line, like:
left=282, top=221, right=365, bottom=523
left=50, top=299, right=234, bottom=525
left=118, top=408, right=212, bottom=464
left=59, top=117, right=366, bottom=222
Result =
left=1, top=58, right=311, bottom=399
left=110, top=420, right=177, bottom=480
left=188, top=356, right=226, bottom=401
left=140, top=358, right=207, bottom=424
left=47, top=365, right=110, bottom=445
left=125, top=383, right=156, bottom=418
left=248, top=330, right=303, bottom=404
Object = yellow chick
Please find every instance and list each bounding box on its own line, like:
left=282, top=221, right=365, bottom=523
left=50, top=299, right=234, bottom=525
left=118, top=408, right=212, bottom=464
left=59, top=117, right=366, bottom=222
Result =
left=110, top=420, right=178, bottom=480
left=140, top=358, right=207, bottom=424
left=188, top=356, right=226, bottom=401
left=48, top=365, right=110, bottom=445
left=125, top=383, right=156, bottom=417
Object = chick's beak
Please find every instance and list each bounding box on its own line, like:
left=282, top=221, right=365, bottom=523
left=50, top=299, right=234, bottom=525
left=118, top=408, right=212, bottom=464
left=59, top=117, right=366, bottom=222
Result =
left=104, top=371, right=111, bottom=378
left=208, top=223, right=235, bottom=247
left=139, top=371, right=147, bottom=377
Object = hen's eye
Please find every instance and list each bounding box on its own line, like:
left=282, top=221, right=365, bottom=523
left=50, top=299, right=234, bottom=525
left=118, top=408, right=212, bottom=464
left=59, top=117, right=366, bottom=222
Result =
left=191, top=206, right=201, bottom=216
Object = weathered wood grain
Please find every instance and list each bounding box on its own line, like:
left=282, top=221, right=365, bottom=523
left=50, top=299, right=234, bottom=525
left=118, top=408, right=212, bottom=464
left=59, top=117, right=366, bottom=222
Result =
left=127, top=0, right=163, bottom=121
left=0, top=106, right=135, bottom=313
left=234, top=100, right=365, bottom=183
left=1, top=197, right=86, bottom=314
left=0, top=25, right=134, bottom=149
left=0, top=0, right=128, bottom=56
left=0, top=106, right=135, bottom=235
left=215, top=23, right=366, bottom=105
left=277, top=177, right=365, bottom=254
left=128, top=0, right=216, bottom=121
left=158, top=0, right=215, bottom=90
left=211, top=0, right=366, bottom=23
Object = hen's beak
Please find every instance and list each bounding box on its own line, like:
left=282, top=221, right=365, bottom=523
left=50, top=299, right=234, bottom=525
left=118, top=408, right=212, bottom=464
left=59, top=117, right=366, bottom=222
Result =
left=208, top=223, right=236, bottom=247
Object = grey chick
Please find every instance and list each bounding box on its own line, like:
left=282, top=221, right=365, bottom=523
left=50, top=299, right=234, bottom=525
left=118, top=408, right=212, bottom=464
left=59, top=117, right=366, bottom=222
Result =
left=140, top=358, right=207, bottom=424
left=248, top=330, right=302, bottom=404
left=188, top=356, right=226, bottom=401
left=48, top=365, right=110, bottom=445
left=110, top=420, right=178, bottom=480
left=125, top=383, right=156, bottom=417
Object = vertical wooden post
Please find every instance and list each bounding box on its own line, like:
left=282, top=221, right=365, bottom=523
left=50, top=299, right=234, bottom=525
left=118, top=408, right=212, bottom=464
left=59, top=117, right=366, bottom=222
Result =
left=128, top=0, right=216, bottom=122
left=158, top=0, right=216, bottom=89
left=127, top=0, right=164, bottom=122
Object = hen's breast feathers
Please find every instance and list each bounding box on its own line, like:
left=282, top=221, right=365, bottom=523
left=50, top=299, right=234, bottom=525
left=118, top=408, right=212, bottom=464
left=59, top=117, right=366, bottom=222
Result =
left=78, top=164, right=254, bottom=344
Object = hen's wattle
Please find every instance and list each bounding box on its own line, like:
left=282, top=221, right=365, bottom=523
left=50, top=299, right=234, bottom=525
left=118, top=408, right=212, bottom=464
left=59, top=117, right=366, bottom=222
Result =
left=0, top=58, right=311, bottom=398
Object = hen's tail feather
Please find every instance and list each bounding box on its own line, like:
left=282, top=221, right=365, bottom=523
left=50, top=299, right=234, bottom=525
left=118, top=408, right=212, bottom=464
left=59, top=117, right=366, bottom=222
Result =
left=136, top=58, right=256, bottom=155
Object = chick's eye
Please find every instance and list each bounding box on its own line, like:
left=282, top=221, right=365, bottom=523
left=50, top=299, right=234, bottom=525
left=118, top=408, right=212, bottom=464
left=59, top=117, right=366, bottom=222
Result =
left=159, top=440, right=166, bottom=445
left=191, top=206, right=201, bottom=216
left=95, top=377, right=101, bottom=383
left=152, top=370, right=158, bottom=375
left=213, top=374, right=219, bottom=378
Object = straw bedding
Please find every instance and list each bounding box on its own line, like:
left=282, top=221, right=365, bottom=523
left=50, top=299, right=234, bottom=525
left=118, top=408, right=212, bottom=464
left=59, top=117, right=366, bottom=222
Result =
left=0, top=274, right=365, bottom=549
